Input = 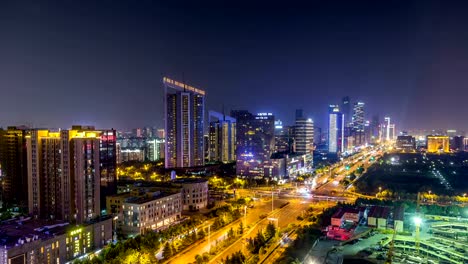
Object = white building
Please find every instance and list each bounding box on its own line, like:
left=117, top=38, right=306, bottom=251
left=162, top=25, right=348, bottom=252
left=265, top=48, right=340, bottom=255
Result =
left=172, top=178, right=209, bottom=211
left=107, top=191, right=182, bottom=235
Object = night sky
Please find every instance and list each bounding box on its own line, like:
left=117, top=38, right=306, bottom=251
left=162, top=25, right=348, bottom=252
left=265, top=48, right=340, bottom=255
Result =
left=1, top=0, right=467, bottom=132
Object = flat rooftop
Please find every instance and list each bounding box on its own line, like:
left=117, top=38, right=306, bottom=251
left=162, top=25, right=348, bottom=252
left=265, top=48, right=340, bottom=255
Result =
left=172, top=177, right=208, bottom=184
left=0, top=218, right=69, bottom=248
left=109, top=190, right=180, bottom=205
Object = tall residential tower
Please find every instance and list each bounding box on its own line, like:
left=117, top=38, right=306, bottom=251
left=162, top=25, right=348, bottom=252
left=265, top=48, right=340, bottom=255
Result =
left=164, top=77, right=205, bottom=168
left=208, top=111, right=236, bottom=163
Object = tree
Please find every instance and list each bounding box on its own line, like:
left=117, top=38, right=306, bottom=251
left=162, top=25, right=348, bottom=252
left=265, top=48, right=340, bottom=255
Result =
left=162, top=242, right=173, bottom=259
left=227, top=227, right=235, bottom=240
left=198, top=228, right=206, bottom=238
left=238, top=222, right=244, bottom=234
left=265, top=222, right=276, bottom=240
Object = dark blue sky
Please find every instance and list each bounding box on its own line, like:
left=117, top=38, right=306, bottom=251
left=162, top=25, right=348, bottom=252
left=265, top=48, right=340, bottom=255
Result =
left=0, top=0, right=467, bottom=132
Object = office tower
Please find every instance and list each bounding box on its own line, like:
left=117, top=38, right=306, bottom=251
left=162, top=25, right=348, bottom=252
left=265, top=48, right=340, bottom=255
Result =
left=352, top=102, right=365, bottom=129
left=328, top=105, right=344, bottom=153
left=0, top=126, right=29, bottom=209
left=384, top=117, right=391, bottom=141
left=370, top=115, right=380, bottom=143
left=313, top=126, right=322, bottom=146
left=27, top=128, right=101, bottom=224
left=427, top=135, right=450, bottom=153
left=294, top=109, right=314, bottom=155
left=164, top=77, right=205, bottom=168
left=99, top=129, right=117, bottom=210
left=208, top=111, right=236, bottom=163
left=274, top=120, right=294, bottom=153
left=146, top=138, right=165, bottom=161
left=341, top=96, right=351, bottom=126
left=352, top=102, right=365, bottom=146
left=388, top=124, right=396, bottom=140
left=231, top=111, right=275, bottom=177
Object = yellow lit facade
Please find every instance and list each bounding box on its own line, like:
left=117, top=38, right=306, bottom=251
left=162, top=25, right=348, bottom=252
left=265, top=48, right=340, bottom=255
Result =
left=427, top=135, right=450, bottom=153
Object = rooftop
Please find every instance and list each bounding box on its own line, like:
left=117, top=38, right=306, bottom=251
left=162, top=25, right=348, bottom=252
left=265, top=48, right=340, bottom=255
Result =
left=332, top=208, right=360, bottom=219
left=109, top=190, right=180, bottom=205
left=172, top=177, right=208, bottom=184
left=368, top=206, right=391, bottom=219
left=0, top=218, right=69, bottom=248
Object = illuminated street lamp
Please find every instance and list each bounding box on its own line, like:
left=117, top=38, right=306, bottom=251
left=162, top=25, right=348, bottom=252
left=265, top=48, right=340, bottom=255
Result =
left=113, top=216, right=118, bottom=243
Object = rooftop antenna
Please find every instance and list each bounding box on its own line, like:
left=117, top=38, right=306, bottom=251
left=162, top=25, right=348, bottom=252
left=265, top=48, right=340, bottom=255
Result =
left=222, top=104, right=226, bottom=121
left=182, top=72, right=186, bottom=92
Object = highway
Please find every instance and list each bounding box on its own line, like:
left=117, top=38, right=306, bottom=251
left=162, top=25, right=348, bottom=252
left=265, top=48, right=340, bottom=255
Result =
left=208, top=198, right=310, bottom=263
left=167, top=197, right=299, bottom=264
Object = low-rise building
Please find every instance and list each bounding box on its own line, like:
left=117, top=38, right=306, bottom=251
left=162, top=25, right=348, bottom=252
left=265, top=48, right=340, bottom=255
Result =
left=426, top=135, right=450, bottom=153
left=107, top=190, right=182, bottom=235
left=396, top=135, right=416, bottom=152
left=172, top=178, right=209, bottom=211
left=331, top=208, right=361, bottom=227
left=0, top=217, right=112, bottom=264
left=368, top=206, right=391, bottom=229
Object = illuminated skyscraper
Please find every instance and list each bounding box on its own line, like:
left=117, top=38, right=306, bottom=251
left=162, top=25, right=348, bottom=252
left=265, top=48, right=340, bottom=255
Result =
left=328, top=105, right=344, bottom=153
left=274, top=120, right=294, bottom=153
left=27, top=127, right=102, bottom=224
left=352, top=102, right=365, bottom=146
left=0, top=126, right=29, bottom=209
left=341, top=96, right=351, bottom=126
left=294, top=109, right=314, bottom=155
left=232, top=111, right=275, bottom=177
left=208, top=111, right=236, bottom=163
left=146, top=138, right=165, bottom=161
left=164, top=77, right=205, bottom=168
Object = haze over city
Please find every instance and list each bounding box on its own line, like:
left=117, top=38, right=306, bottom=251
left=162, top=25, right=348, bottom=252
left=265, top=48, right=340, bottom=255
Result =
left=0, top=1, right=467, bottom=264
left=1, top=0, right=467, bottom=131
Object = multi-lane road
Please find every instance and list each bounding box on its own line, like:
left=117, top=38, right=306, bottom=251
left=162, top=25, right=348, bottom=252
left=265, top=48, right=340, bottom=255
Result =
left=168, top=146, right=385, bottom=264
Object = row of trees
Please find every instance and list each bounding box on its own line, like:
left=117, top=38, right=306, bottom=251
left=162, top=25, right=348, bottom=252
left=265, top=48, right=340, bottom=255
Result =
left=73, top=217, right=204, bottom=264
left=246, top=222, right=276, bottom=254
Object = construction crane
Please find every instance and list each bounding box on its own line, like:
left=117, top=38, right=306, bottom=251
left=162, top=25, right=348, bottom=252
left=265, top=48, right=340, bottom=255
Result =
left=385, top=225, right=397, bottom=264
left=414, top=192, right=421, bottom=254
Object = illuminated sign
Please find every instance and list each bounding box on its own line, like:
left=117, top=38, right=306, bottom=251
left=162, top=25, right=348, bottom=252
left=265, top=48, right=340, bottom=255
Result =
left=163, top=77, right=206, bottom=96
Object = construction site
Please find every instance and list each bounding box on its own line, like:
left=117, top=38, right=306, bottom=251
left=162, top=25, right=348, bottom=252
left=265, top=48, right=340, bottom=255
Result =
left=308, top=193, right=468, bottom=264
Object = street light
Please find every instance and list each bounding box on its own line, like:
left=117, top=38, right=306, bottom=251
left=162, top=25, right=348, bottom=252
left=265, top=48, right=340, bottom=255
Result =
left=208, top=224, right=211, bottom=253
left=271, top=187, right=274, bottom=212
left=113, top=216, right=118, bottom=243
left=244, top=205, right=247, bottom=230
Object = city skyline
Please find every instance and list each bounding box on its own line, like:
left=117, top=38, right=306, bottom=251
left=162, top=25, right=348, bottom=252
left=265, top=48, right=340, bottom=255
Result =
left=0, top=1, right=467, bottom=131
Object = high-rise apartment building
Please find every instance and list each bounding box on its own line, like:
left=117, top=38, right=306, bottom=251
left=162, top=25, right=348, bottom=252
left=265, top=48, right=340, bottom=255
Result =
left=99, top=129, right=117, bottom=210
left=294, top=109, right=314, bottom=155
left=328, top=105, right=344, bottom=153
left=0, top=126, right=29, bottom=209
left=232, top=111, right=275, bottom=177
left=146, top=138, right=165, bottom=161
left=27, top=127, right=111, bottom=224
left=208, top=111, right=236, bottom=163
left=164, top=77, right=205, bottom=168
